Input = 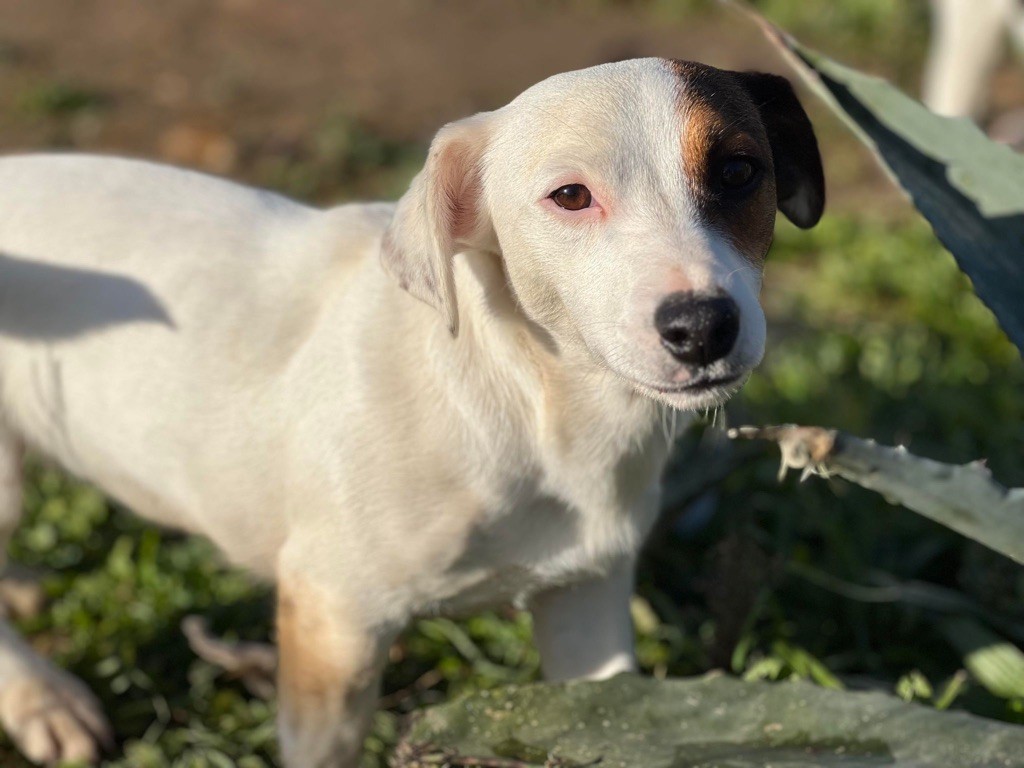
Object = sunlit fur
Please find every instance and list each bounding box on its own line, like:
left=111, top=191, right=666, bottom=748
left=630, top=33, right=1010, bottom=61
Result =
left=0, top=58, right=815, bottom=767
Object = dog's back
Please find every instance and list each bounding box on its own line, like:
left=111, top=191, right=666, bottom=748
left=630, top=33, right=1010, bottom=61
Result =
left=0, top=154, right=382, bottom=565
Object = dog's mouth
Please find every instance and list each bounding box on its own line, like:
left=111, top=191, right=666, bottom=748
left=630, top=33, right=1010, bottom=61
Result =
left=623, top=370, right=748, bottom=410
left=584, top=335, right=752, bottom=409
left=646, top=372, right=743, bottom=394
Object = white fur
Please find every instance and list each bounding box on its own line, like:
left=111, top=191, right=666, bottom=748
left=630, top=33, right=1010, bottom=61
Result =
left=923, top=0, right=1024, bottom=119
left=0, top=59, right=777, bottom=766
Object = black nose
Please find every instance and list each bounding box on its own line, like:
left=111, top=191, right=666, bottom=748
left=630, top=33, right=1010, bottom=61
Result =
left=654, top=292, right=740, bottom=366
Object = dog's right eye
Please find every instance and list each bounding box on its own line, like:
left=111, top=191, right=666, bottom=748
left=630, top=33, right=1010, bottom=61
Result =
left=717, top=156, right=760, bottom=192
left=549, top=184, right=592, bottom=211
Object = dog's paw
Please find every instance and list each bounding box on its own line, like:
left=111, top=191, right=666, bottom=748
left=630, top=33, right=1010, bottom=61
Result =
left=0, top=671, right=113, bottom=765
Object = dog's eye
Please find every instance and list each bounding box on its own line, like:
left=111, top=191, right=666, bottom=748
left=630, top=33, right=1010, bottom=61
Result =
left=719, top=157, right=759, bottom=191
left=550, top=184, right=592, bottom=211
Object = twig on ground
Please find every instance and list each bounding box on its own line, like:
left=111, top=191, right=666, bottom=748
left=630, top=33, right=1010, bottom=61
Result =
left=379, top=668, right=445, bottom=710
left=181, top=614, right=278, bottom=699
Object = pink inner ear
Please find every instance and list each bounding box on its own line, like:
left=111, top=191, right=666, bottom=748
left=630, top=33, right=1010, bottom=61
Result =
left=434, top=138, right=485, bottom=246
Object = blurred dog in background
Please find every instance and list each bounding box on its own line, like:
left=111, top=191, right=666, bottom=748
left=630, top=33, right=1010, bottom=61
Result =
left=924, top=0, right=1024, bottom=144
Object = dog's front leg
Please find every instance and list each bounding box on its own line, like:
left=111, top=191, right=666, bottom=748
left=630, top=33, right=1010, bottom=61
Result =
left=529, top=557, right=637, bottom=682
left=275, top=563, right=398, bottom=768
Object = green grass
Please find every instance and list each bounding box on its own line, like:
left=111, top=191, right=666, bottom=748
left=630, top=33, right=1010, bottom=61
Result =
left=16, top=83, right=106, bottom=118
left=252, top=109, right=424, bottom=204
left=747, top=0, right=931, bottom=83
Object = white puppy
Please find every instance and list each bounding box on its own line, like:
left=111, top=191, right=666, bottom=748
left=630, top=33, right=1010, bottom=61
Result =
left=923, top=0, right=1024, bottom=120
left=0, top=58, right=823, bottom=767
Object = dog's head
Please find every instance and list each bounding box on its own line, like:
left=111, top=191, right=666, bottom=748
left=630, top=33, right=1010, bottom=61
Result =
left=382, top=58, right=824, bottom=410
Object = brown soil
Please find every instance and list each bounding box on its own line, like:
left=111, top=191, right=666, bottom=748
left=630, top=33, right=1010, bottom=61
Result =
left=0, top=0, right=939, bottom=213
left=0, top=1, right=782, bottom=141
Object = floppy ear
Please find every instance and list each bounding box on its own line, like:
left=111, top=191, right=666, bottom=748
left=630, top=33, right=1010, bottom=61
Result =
left=380, top=114, right=492, bottom=336
left=732, top=72, right=825, bottom=228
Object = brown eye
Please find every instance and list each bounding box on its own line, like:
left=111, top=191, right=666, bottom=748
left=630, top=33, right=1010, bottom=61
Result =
left=550, top=184, right=592, bottom=211
left=719, top=157, right=758, bottom=191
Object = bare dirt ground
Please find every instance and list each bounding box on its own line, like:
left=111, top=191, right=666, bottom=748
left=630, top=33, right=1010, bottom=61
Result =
left=0, top=1, right=1021, bottom=213
left=0, top=1, right=777, bottom=142
left=0, top=0, right=910, bottom=212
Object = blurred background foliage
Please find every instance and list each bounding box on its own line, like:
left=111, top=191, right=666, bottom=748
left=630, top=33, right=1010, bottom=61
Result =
left=0, top=0, right=1022, bottom=766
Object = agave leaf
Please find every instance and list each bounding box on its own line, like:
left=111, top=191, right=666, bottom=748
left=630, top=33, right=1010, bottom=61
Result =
left=730, top=425, right=1024, bottom=565
left=397, top=674, right=1024, bottom=767
left=726, top=1, right=1024, bottom=353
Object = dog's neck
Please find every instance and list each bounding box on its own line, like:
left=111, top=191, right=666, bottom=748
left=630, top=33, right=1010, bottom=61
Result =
left=429, top=250, right=679, bottom=500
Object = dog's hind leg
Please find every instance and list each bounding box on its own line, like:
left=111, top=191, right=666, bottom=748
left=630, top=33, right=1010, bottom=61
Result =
left=0, top=428, right=113, bottom=765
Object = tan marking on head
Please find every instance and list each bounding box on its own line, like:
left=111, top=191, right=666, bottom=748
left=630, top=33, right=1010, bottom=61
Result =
left=666, top=60, right=778, bottom=265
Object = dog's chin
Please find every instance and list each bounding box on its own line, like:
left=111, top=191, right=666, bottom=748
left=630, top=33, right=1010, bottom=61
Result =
left=628, top=372, right=749, bottom=412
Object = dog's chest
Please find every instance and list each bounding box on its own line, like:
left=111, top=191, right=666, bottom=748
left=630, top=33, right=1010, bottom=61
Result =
left=410, top=404, right=669, bottom=616
left=413, top=469, right=660, bottom=617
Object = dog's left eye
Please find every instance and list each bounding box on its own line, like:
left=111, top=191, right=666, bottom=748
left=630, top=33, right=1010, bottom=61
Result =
left=549, top=184, right=593, bottom=211
left=719, top=157, right=759, bottom=191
